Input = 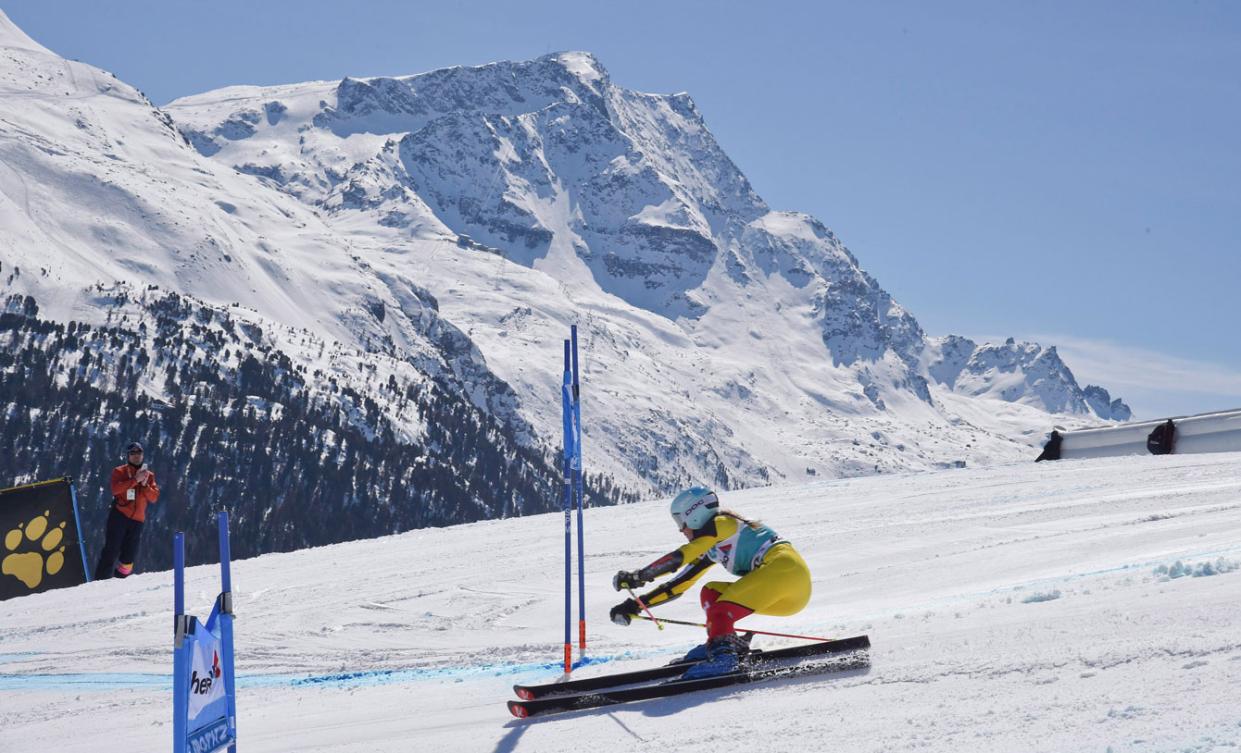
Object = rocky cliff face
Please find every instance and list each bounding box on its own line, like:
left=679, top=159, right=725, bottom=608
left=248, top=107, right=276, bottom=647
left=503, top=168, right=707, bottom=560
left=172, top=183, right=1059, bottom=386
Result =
left=169, top=50, right=1117, bottom=426
left=925, top=336, right=1131, bottom=418
left=166, top=53, right=956, bottom=412
left=1083, top=385, right=1133, bottom=422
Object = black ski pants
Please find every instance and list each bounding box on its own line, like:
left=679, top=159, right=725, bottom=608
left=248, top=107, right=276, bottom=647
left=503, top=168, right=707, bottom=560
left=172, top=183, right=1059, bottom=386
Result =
left=94, top=506, right=145, bottom=580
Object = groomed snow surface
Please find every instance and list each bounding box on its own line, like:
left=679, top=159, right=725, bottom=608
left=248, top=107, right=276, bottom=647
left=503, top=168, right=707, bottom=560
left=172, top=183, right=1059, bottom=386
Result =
left=3, top=453, right=1240, bottom=752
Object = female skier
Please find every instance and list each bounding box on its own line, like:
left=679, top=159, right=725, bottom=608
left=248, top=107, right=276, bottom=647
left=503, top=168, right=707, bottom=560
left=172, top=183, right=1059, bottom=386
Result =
left=609, top=486, right=812, bottom=679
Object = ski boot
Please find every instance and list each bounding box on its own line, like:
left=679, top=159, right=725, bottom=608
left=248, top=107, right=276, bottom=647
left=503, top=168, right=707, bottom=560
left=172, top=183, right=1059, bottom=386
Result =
left=676, top=642, right=710, bottom=664
left=673, top=631, right=752, bottom=665
left=680, top=633, right=751, bottom=680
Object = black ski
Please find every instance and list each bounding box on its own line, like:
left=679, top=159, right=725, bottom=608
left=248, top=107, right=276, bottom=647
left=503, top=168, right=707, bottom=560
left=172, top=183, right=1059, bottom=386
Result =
left=513, top=634, right=868, bottom=700
left=509, top=635, right=869, bottom=717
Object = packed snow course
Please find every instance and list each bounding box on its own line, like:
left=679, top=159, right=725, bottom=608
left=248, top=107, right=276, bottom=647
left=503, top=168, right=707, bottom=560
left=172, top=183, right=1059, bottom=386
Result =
left=2, top=452, right=1240, bottom=752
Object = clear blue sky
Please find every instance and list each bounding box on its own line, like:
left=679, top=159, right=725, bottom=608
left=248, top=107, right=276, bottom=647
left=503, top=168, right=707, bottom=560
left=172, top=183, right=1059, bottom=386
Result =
left=5, top=0, right=1239, bottom=417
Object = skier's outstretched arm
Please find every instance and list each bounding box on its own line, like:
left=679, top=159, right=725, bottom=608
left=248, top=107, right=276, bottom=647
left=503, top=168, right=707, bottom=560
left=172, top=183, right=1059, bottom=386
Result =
left=610, top=555, right=713, bottom=625
left=609, top=521, right=723, bottom=626
left=612, top=530, right=717, bottom=592
left=638, top=556, right=714, bottom=608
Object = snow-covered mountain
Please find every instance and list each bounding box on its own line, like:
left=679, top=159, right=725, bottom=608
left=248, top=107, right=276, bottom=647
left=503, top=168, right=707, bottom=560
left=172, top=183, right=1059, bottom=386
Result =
left=163, top=48, right=1127, bottom=477
left=0, top=12, right=586, bottom=566
left=167, top=52, right=935, bottom=395
left=926, top=336, right=1131, bottom=421
left=0, top=11, right=1128, bottom=562
left=3, top=452, right=1237, bottom=751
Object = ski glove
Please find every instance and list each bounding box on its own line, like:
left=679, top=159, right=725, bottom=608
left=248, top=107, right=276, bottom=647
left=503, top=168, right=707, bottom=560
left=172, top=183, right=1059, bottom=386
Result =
left=610, top=598, right=640, bottom=626
left=613, top=570, right=648, bottom=591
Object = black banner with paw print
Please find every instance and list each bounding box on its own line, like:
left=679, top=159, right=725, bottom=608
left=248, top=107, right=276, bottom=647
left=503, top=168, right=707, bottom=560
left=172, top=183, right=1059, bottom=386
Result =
left=1, top=477, right=89, bottom=601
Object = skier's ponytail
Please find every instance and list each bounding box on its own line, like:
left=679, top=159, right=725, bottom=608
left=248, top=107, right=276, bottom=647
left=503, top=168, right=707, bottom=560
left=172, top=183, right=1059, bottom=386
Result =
left=718, top=509, right=763, bottom=530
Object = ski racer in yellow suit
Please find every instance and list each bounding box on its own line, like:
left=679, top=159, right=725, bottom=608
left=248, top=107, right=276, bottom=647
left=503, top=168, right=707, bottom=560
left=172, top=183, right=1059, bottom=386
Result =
left=609, top=487, right=812, bottom=679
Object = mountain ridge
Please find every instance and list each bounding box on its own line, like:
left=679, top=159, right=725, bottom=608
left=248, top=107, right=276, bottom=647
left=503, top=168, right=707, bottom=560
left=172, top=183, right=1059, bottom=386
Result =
left=164, top=47, right=1126, bottom=436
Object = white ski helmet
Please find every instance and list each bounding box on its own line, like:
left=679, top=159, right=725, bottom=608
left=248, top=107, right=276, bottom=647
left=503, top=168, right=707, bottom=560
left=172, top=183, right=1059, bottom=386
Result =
left=670, top=487, right=719, bottom=531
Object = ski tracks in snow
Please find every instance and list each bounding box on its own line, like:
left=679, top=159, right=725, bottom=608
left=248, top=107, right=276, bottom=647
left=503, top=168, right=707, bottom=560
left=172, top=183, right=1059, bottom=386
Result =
left=3, top=453, right=1241, bottom=752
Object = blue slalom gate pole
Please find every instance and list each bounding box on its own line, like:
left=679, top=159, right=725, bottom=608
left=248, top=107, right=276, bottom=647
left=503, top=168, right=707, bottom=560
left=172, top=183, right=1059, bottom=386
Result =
left=69, top=481, right=91, bottom=583
left=173, top=533, right=186, bottom=752
left=571, top=325, right=586, bottom=653
left=172, top=516, right=237, bottom=753
left=217, top=512, right=238, bottom=753
left=561, top=340, right=575, bottom=673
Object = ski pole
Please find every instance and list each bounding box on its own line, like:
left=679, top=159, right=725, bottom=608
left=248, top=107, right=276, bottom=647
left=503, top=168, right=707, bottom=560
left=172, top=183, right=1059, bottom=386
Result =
left=626, top=588, right=663, bottom=631
left=632, top=614, right=837, bottom=643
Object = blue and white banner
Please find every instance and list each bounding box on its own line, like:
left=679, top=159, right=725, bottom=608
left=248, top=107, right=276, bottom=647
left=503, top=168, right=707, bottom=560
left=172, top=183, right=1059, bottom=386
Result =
left=186, top=623, right=227, bottom=735
left=173, top=513, right=237, bottom=753
left=186, top=719, right=232, bottom=753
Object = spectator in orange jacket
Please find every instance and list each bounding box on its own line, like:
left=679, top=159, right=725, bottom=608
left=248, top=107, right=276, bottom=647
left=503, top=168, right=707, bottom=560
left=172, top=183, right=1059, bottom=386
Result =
left=94, top=441, right=160, bottom=580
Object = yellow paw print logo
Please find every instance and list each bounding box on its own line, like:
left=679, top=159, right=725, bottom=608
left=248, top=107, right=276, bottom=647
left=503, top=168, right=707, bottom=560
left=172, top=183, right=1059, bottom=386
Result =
left=2, top=511, right=67, bottom=590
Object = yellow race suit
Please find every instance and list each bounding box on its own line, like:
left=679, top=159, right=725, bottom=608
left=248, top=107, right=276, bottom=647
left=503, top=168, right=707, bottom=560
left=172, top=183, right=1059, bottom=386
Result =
left=636, top=514, right=811, bottom=621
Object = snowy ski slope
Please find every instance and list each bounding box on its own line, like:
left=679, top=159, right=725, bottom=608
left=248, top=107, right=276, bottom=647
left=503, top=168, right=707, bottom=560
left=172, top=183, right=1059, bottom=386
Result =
left=2, top=452, right=1240, bottom=752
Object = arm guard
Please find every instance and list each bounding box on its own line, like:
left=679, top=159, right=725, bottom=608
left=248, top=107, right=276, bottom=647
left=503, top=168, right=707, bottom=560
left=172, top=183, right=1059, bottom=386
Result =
left=637, top=551, right=684, bottom=583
